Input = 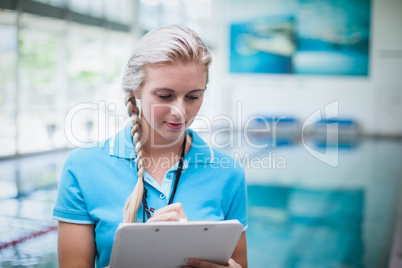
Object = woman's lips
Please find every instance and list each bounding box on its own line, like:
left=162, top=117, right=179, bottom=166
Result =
left=164, top=122, right=185, bottom=130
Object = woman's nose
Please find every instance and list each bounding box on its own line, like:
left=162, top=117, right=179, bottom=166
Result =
left=170, top=100, right=185, bottom=119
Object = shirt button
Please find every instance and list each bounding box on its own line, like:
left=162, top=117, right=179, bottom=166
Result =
left=167, top=174, right=173, bottom=180
left=160, top=193, right=165, bottom=199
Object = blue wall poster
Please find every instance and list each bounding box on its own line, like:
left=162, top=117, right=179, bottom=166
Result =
left=229, top=0, right=371, bottom=76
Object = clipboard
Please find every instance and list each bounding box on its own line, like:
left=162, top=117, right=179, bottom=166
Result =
left=109, top=220, right=243, bottom=268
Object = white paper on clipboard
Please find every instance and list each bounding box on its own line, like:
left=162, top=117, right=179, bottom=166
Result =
left=109, top=220, right=243, bottom=268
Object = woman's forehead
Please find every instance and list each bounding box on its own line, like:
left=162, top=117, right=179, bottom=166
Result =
left=146, top=61, right=206, bottom=72
left=143, top=62, right=207, bottom=91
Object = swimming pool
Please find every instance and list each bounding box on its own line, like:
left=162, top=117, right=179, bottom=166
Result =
left=243, top=137, right=402, bottom=267
left=0, top=137, right=401, bottom=267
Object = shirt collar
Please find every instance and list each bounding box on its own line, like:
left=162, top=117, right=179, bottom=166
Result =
left=109, top=124, right=214, bottom=165
left=109, top=123, right=136, bottom=160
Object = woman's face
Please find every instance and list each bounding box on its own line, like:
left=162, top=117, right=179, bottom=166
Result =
left=137, top=61, right=207, bottom=143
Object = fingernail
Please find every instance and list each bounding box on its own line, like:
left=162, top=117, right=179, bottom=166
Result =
left=186, top=258, right=194, bottom=265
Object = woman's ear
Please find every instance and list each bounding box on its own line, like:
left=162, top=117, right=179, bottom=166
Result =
left=134, top=91, right=141, bottom=99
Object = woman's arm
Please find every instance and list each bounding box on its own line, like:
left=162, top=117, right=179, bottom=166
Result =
left=231, top=231, right=248, bottom=267
left=58, top=222, right=96, bottom=268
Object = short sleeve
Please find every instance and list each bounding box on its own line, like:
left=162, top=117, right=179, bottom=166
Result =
left=225, top=168, right=248, bottom=231
left=52, top=151, right=94, bottom=224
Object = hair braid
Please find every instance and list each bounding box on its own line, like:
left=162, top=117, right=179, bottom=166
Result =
left=123, top=91, right=145, bottom=222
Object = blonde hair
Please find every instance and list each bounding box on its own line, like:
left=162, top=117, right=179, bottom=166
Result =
left=122, top=25, right=212, bottom=222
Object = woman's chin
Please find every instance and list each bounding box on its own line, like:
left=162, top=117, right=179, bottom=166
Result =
left=152, top=127, right=186, bottom=144
left=163, top=130, right=186, bottom=141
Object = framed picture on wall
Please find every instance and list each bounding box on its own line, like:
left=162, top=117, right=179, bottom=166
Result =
left=229, top=0, right=371, bottom=76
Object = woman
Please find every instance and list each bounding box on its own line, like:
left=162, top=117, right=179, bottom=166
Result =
left=53, top=25, right=248, bottom=268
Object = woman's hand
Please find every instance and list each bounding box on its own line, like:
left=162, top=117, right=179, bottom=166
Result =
left=147, top=202, right=187, bottom=222
left=182, top=231, right=247, bottom=268
left=180, top=258, right=242, bottom=268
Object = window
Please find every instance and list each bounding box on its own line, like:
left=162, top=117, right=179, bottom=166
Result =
left=0, top=20, right=17, bottom=156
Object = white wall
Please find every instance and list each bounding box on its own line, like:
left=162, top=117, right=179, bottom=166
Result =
left=205, top=0, right=402, bottom=136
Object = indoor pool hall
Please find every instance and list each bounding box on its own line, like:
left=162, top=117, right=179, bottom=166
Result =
left=1, top=0, right=402, bottom=267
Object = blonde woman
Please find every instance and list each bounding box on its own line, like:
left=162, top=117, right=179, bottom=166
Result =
left=53, top=25, right=247, bottom=268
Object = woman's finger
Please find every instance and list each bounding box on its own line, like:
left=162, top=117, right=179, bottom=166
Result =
left=184, top=258, right=226, bottom=268
left=171, top=202, right=187, bottom=219
left=183, top=258, right=241, bottom=268
left=154, top=202, right=183, bottom=215
left=228, top=259, right=241, bottom=267
left=152, top=202, right=187, bottom=220
left=147, top=211, right=182, bottom=222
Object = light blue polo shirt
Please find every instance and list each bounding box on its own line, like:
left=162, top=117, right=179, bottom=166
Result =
left=53, top=124, right=248, bottom=268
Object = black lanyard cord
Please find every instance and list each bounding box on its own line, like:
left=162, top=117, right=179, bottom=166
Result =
left=168, top=134, right=187, bottom=205
left=142, top=186, right=149, bottom=221
left=141, top=134, right=187, bottom=222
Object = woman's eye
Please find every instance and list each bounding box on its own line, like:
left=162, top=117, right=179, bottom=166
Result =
left=158, top=95, right=172, bottom=100
left=186, top=95, right=199, bottom=100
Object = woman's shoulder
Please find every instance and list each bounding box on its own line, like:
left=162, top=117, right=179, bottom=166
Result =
left=210, top=147, right=245, bottom=174
left=67, top=124, right=133, bottom=161
left=67, top=128, right=134, bottom=169
left=67, top=138, right=111, bottom=161
left=187, top=129, right=245, bottom=175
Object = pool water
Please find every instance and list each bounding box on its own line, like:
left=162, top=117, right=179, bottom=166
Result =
left=0, top=137, right=401, bottom=267
left=247, top=185, right=365, bottom=267
left=243, top=137, right=402, bottom=268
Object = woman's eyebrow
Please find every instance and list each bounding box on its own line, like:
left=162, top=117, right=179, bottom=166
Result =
left=153, top=88, right=205, bottom=93
left=188, top=89, right=205, bottom=93
left=153, top=88, right=175, bottom=93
